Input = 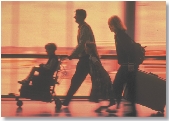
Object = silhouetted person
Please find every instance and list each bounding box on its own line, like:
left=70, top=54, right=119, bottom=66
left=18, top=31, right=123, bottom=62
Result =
left=62, top=9, right=98, bottom=106
left=18, top=43, right=59, bottom=85
left=107, top=15, right=139, bottom=116
left=85, top=42, right=115, bottom=113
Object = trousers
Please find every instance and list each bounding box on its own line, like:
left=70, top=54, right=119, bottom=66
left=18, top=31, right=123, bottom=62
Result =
left=62, top=55, right=90, bottom=106
left=113, top=65, right=139, bottom=110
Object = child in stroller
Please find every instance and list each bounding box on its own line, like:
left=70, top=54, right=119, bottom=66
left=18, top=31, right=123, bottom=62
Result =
left=17, top=43, right=62, bottom=107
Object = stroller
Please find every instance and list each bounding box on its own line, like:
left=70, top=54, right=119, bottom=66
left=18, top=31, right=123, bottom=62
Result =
left=15, top=57, right=66, bottom=110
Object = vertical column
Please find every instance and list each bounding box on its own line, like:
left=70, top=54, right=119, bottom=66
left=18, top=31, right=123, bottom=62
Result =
left=11, top=1, right=20, bottom=47
left=124, top=1, right=136, bottom=40
left=65, top=1, right=74, bottom=80
left=41, top=3, right=50, bottom=43
left=66, top=1, right=74, bottom=48
left=10, top=1, right=20, bottom=94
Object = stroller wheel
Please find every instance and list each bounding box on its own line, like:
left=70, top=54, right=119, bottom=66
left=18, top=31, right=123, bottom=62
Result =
left=16, top=100, right=23, bottom=107
left=55, top=98, right=62, bottom=110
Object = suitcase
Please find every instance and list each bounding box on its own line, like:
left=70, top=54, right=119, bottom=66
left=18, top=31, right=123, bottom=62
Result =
left=123, top=69, right=166, bottom=112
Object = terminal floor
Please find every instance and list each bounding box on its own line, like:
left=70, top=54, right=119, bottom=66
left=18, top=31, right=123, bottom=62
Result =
left=1, top=98, right=166, bottom=119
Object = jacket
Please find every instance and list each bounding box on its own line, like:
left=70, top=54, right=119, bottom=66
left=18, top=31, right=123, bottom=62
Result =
left=115, top=30, right=135, bottom=65
left=70, top=22, right=96, bottom=58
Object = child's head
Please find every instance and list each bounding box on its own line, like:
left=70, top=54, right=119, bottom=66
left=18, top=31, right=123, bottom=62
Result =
left=45, top=43, right=57, bottom=55
left=85, top=42, right=99, bottom=56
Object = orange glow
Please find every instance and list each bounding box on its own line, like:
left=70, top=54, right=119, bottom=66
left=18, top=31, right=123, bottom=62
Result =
left=1, top=2, right=166, bottom=118
left=1, top=1, right=123, bottom=48
left=1, top=1, right=166, bottom=96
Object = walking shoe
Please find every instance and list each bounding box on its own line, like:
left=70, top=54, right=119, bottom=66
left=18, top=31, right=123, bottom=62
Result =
left=94, top=106, right=109, bottom=113
left=106, top=108, right=117, bottom=113
left=62, top=101, right=69, bottom=106
left=18, top=80, right=29, bottom=84
left=106, top=104, right=118, bottom=113
left=94, top=107, right=102, bottom=113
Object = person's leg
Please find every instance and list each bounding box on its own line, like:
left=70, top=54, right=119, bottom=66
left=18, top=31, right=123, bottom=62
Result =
left=62, top=56, right=90, bottom=106
left=125, top=65, right=139, bottom=116
left=18, top=66, right=39, bottom=84
left=112, top=65, right=127, bottom=108
left=108, top=84, right=116, bottom=106
left=25, top=66, right=39, bottom=80
left=104, top=76, right=116, bottom=106
left=89, top=76, right=99, bottom=103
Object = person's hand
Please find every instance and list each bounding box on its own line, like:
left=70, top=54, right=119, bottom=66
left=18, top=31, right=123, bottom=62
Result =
left=128, top=64, right=134, bottom=72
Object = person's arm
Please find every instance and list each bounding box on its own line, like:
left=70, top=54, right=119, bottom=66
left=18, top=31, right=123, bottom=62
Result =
left=41, top=58, right=58, bottom=71
left=69, top=25, right=90, bottom=59
left=91, top=56, right=107, bottom=75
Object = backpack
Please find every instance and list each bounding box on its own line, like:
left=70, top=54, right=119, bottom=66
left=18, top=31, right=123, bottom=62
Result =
left=117, top=31, right=146, bottom=65
left=132, top=42, right=146, bottom=65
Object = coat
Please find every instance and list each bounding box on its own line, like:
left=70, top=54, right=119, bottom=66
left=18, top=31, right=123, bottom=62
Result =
left=88, top=54, right=113, bottom=102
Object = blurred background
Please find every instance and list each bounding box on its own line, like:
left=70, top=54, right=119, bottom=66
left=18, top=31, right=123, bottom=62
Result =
left=1, top=1, right=166, bottom=97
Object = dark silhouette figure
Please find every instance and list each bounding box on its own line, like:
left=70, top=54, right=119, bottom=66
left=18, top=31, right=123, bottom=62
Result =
left=18, top=43, right=59, bottom=101
left=18, top=43, right=59, bottom=85
left=85, top=42, right=115, bottom=112
left=107, top=15, right=139, bottom=116
left=62, top=9, right=98, bottom=106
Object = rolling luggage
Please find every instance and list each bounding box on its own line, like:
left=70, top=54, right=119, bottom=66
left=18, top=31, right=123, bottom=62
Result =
left=123, top=69, right=166, bottom=113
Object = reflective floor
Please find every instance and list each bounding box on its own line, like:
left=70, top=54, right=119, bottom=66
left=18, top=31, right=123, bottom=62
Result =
left=1, top=59, right=167, bottom=120
left=1, top=98, right=166, bottom=118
